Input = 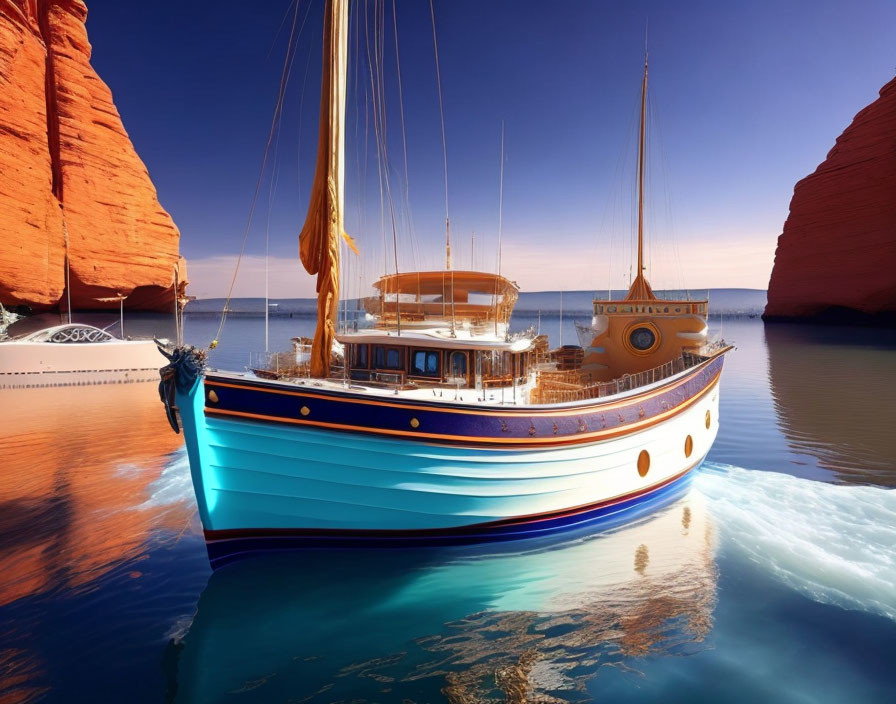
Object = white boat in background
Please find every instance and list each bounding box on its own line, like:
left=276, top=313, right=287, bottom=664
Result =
left=1, top=214, right=178, bottom=389
left=0, top=323, right=166, bottom=389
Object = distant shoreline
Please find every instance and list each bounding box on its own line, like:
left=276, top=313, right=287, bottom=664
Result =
left=186, top=289, right=769, bottom=317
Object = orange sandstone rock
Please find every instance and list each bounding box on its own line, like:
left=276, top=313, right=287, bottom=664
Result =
left=765, top=77, right=896, bottom=322
left=0, top=0, right=186, bottom=312
left=0, top=0, right=65, bottom=308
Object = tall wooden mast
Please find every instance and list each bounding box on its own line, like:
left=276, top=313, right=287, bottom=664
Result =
left=299, top=0, right=349, bottom=377
left=625, top=49, right=655, bottom=302
left=446, top=222, right=451, bottom=270
left=636, top=51, right=647, bottom=283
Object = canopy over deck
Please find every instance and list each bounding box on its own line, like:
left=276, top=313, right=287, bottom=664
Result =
left=366, top=270, right=519, bottom=325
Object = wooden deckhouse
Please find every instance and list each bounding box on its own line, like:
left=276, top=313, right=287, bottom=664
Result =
left=338, top=271, right=533, bottom=394
left=579, top=277, right=709, bottom=382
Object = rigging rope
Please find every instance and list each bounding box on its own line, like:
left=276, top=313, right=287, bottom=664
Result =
left=365, top=0, right=402, bottom=333
left=429, top=0, right=451, bottom=267
left=351, top=1, right=370, bottom=309
left=209, top=0, right=305, bottom=350
left=494, top=122, right=505, bottom=335
left=376, top=0, right=401, bottom=288
left=497, top=121, right=505, bottom=277
left=363, top=2, right=387, bottom=279
left=264, top=103, right=286, bottom=353
left=392, top=0, right=418, bottom=271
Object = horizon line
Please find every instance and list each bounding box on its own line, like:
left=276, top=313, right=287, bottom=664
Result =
left=189, top=286, right=768, bottom=301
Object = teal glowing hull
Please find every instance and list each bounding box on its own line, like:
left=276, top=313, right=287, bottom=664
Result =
left=172, top=354, right=724, bottom=567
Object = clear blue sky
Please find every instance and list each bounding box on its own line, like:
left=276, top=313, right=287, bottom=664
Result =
left=86, top=0, right=895, bottom=298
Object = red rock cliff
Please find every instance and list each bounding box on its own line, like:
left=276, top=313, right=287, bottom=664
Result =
left=0, top=0, right=186, bottom=312
left=764, top=77, right=896, bottom=322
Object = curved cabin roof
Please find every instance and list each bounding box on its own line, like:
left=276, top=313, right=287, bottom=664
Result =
left=373, top=270, right=518, bottom=298
left=367, top=270, right=519, bottom=325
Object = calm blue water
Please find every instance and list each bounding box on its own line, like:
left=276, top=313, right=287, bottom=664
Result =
left=1, top=312, right=894, bottom=702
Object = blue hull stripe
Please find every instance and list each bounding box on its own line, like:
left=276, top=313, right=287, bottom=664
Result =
left=203, top=356, right=724, bottom=447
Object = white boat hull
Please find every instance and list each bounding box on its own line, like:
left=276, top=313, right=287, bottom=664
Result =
left=0, top=339, right=166, bottom=388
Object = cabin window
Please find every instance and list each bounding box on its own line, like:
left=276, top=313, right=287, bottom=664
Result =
left=411, top=349, right=440, bottom=378
left=386, top=348, right=403, bottom=370
left=607, top=306, right=616, bottom=313
left=352, top=344, right=369, bottom=368
left=372, top=345, right=404, bottom=370
left=449, top=351, right=468, bottom=378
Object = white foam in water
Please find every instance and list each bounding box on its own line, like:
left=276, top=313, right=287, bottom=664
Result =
left=696, top=462, right=896, bottom=621
left=140, top=448, right=195, bottom=509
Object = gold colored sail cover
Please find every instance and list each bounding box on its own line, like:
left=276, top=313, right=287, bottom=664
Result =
left=299, top=0, right=349, bottom=377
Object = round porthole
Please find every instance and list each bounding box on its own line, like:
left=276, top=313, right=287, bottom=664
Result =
left=300, top=406, right=310, bottom=416
left=637, top=450, right=650, bottom=477
left=705, top=410, right=711, bottom=429
left=623, top=322, right=661, bottom=355
left=630, top=327, right=656, bottom=350
left=410, top=417, right=420, bottom=428
left=684, top=434, right=693, bottom=458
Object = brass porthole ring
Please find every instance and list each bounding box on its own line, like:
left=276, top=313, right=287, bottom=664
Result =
left=410, top=417, right=420, bottom=428
left=300, top=406, right=310, bottom=416
left=705, top=410, right=711, bottom=429
left=622, top=321, right=662, bottom=356
left=684, top=434, right=693, bottom=458
left=207, top=389, right=219, bottom=403
left=637, top=449, right=650, bottom=477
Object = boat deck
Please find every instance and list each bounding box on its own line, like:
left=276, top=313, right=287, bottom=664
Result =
left=213, top=344, right=729, bottom=410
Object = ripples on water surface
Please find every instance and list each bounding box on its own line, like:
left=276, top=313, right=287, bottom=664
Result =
left=1, top=316, right=894, bottom=702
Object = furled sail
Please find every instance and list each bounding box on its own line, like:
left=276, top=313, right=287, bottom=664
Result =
left=299, top=0, right=349, bottom=377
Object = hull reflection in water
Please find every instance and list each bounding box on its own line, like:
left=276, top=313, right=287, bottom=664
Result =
left=0, top=383, right=187, bottom=606
left=1, top=382, right=191, bottom=703
left=765, top=324, right=896, bottom=486
left=170, top=490, right=716, bottom=702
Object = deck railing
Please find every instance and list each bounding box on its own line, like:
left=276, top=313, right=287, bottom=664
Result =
left=530, top=345, right=722, bottom=405
left=248, top=350, right=311, bottom=380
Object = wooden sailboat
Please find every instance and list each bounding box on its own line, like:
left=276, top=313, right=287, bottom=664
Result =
left=159, top=1, right=730, bottom=568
